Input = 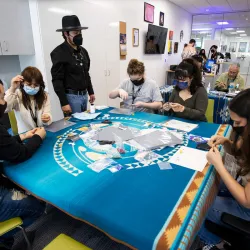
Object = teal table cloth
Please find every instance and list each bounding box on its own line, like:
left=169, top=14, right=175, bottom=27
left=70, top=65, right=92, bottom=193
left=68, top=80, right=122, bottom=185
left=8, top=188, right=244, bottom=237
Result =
left=3, top=109, right=231, bottom=250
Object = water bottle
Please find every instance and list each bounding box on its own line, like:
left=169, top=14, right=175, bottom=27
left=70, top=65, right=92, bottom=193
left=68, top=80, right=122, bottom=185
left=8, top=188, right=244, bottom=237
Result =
left=206, top=82, right=211, bottom=93
left=228, top=83, right=234, bottom=94
left=90, top=103, right=95, bottom=114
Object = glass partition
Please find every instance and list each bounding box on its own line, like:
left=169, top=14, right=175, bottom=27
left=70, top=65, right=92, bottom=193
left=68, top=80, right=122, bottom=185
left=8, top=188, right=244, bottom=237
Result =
left=191, top=12, right=250, bottom=89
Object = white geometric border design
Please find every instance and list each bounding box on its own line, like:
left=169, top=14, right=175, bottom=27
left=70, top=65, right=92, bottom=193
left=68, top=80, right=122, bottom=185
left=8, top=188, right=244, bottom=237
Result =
left=53, top=128, right=83, bottom=177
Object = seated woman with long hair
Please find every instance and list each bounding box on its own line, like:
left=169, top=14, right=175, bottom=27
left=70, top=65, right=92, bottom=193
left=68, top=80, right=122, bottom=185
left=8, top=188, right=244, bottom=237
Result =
left=5, top=67, right=52, bottom=133
left=163, top=58, right=208, bottom=121
left=199, top=89, right=250, bottom=249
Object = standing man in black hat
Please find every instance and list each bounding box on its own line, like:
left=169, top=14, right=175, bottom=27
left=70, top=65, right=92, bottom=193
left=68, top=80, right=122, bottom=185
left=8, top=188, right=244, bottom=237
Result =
left=50, top=15, right=95, bottom=115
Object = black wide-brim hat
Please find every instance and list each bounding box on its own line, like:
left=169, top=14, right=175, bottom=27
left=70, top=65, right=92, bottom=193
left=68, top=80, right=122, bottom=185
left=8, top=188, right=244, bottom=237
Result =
left=56, top=15, right=88, bottom=32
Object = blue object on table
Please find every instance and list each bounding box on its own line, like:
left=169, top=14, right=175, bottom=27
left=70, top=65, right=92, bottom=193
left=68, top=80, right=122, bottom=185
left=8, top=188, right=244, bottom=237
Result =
left=3, top=109, right=231, bottom=250
left=205, top=59, right=216, bottom=72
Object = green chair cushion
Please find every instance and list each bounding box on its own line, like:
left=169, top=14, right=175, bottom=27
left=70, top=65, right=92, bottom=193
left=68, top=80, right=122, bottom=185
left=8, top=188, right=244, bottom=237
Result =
left=43, top=234, right=91, bottom=250
left=0, top=217, right=23, bottom=236
left=205, top=99, right=215, bottom=123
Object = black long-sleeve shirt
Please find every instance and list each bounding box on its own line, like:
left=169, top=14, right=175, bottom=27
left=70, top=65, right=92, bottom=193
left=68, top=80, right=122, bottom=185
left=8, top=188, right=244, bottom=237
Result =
left=0, top=124, right=42, bottom=189
left=50, top=41, right=94, bottom=106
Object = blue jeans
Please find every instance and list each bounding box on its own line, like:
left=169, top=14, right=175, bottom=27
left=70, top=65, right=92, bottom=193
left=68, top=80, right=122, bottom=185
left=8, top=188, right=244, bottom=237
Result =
left=66, top=93, right=88, bottom=113
left=0, top=186, right=45, bottom=241
left=198, top=182, right=250, bottom=244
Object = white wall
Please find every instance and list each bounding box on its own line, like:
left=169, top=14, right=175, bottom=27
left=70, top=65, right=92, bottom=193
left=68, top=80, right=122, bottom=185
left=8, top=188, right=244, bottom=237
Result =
left=20, top=0, right=192, bottom=121
left=0, top=56, right=21, bottom=89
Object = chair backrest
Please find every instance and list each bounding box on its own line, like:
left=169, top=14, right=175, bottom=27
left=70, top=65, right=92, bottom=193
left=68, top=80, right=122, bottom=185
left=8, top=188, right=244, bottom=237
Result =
left=205, top=99, right=214, bottom=123
left=8, top=111, right=18, bottom=135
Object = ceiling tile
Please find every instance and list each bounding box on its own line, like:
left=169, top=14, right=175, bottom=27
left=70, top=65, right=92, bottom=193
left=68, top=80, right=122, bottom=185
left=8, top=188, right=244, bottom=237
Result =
left=227, top=0, right=249, bottom=11
left=207, top=0, right=232, bottom=12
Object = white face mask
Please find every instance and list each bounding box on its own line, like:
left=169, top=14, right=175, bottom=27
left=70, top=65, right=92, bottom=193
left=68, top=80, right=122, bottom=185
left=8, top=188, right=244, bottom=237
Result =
left=23, top=85, right=40, bottom=96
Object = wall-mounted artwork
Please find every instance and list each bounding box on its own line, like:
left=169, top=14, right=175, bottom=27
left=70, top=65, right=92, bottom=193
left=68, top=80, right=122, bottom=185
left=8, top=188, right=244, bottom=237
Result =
left=169, top=31, right=173, bottom=40
left=239, top=42, right=247, bottom=53
left=174, top=42, right=178, bottom=53
left=180, top=30, right=183, bottom=42
left=120, top=33, right=126, bottom=44
left=132, top=28, right=139, bottom=47
left=159, top=12, right=164, bottom=26
left=229, top=42, right=237, bottom=52
left=144, top=2, right=154, bottom=23
left=168, top=41, right=172, bottom=54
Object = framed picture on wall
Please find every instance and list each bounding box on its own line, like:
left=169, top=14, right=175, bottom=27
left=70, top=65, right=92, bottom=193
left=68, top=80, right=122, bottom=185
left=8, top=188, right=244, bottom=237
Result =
left=144, top=2, right=154, bottom=23
left=239, top=42, right=247, bottom=52
left=174, top=42, right=178, bottom=53
left=132, top=28, right=139, bottom=47
left=229, top=42, right=237, bottom=52
left=159, top=12, right=164, bottom=26
left=168, top=41, right=172, bottom=54
left=169, top=31, right=173, bottom=40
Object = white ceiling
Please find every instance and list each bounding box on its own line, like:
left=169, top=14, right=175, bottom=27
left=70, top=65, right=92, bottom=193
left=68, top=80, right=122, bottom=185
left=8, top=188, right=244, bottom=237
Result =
left=168, top=0, right=250, bottom=14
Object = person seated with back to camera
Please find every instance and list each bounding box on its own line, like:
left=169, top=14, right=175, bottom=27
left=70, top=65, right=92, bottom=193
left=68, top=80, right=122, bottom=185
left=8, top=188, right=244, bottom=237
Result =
left=215, top=63, right=245, bottom=92
left=4, top=66, right=52, bottom=134
left=109, top=59, right=163, bottom=113
left=163, top=58, right=208, bottom=122
left=0, top=80, right=46, bottom=248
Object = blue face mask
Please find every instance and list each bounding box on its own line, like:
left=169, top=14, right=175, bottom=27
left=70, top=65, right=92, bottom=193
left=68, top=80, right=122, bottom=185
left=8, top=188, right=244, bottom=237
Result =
left=172, top=79, right=189, bottom=90
left=23, top=85, right=40, bottom=96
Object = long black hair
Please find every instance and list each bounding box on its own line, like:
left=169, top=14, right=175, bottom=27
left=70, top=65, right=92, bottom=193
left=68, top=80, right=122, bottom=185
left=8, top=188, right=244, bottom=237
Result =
left=174, top=58, right=203, bottom=95
left=20, top=67, right=47, bottom=110
left=229, top=89, right=250, bottom=176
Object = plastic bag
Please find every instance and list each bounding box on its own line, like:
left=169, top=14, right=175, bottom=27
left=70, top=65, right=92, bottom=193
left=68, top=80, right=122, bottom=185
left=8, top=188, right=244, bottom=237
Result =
left=134, top=150, right=161, bottom=165
left=113, top=133, right=125, bottom=154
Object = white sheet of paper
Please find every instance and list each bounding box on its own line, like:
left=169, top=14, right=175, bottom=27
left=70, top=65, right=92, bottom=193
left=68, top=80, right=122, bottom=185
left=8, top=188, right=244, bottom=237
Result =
left=164, top=119, right=198, bottom=132
left=72, top=112, right=101, bottom=120
left=168, top=146, right=208, bottom=172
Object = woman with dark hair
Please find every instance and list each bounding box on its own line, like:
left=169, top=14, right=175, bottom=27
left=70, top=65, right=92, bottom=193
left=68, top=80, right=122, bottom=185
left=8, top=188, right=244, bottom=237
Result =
left=163, top=58, right=208, bottom=121
left=5, top=67, right=52, bottom=133
left=199, top=49, right=207, bottom=62
left=198, top=89, right=250, bottom=249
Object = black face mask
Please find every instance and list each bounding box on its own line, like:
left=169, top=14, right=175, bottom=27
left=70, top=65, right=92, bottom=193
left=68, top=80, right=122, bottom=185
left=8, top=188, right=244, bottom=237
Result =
left=211, top=49, right=215, bottom=53
left=233, top=126, right=245, bottom=135
left=73, top=34, right=83, bottom=46
left=131, top=78, right=144, bottom=86
left=0, top=102, right=7, bottom=118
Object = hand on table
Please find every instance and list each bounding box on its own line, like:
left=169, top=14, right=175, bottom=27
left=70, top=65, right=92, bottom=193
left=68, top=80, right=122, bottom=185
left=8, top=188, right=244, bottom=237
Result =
left=89, top=94, right=95, bottom=104
left=11, top=75, right=23, bottom=90
left=118, top=89, right=128, bottom=100
left=170, top=103, right=185, bottom=113
left=208, top=135, right=228, bottom=147
left=206, top=147, right=223, bottom=170
left=62, top=105, right=72, bottom=115
left=163, top=102, right=172, bottom=111
left=34, top=127, right=46, bottom=140
left=20, top=128, right=38, bottom=141
left=217, top=82, right=227, bottom=89
left=41, top=114, right=51, bottom=123
left=132, top=101, right=144, bottom=108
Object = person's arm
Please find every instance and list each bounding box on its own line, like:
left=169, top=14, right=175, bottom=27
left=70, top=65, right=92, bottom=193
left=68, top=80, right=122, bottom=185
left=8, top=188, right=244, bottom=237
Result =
left=209, top=147, right=250, bottom=208
left=182, top=87, right=208, bottom=120
left=109, top=89, right=120, bottom=99
left=141, top=102, right=162, bottom=110
left=82, top=48, right=94, bottom=96
left=0, top=125, right=42, bottom=163
left=238, top=76, right=245, bottom=90
left=50, top=50, right=68, bottom=107
left=146, top=83, right=163, bottom=110
left=215, top=74, right=225, bottom=90
left=109, top=81, right=127, bottom=99
left=41, top=93, right=52, bottom=126
left=4, top=88, right=19, bottom=113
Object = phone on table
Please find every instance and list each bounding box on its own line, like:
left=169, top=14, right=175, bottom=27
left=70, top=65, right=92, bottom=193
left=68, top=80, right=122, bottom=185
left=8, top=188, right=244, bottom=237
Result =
left=196, top=142, right=211, bottom=151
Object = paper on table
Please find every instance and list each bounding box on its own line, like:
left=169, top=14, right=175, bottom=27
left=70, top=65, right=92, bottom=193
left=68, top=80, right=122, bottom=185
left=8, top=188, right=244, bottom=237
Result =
left=45, top=119, right=75, bottom=132
left=168, top=146, right=208, bottom=172
left=163, top=119, right=198, bottom=132
left=95, top=105, right=109, bottom=110
left=72, top=112, right=101, bottom=120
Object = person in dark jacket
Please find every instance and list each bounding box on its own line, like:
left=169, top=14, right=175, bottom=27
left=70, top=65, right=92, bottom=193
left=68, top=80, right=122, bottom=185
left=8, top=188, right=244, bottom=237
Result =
left=0, top=81, right=46, bottom=247
left=50, top=15, right=95, bottom=115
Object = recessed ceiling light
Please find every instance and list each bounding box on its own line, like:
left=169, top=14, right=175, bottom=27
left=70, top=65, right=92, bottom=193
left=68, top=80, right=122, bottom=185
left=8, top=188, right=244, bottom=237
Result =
left=199, top=31, right=209, bottom=34
left=206, top=9, right=209, bottom=12
left=192, top=28, right=212, bottom=31
left=246, top=18, right=249, bottom=21
left=236, top=30, right=245, bottom=33
left=240, top=34, right=247, bottom=36
left=217, top=21, right=229, bottom=25
left=230, top=32, right=238, bottom=34
left=236, top=37, right=242, bottom=39
left=225, top=28, right=234, bottom=30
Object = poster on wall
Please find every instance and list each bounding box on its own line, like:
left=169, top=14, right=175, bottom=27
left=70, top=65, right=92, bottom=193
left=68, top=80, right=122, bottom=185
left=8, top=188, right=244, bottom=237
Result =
left=159, top=12, right=164, bottom=26
left=168, top=41, right=172, bottom=54
left=169, top=31, right=173, bottom=40
left=174, top=42, right=178, bottom=53
left=238, top=42, right=247, bottom=52
left=120, top=33, right=126, bottom=44
left=144, top=2, right=154, bottom=23
left=180, top=30, right=184, bottom=42
left=132, top=28, right=139, bottom=47
left=229, top=42, right=237, bottom=52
